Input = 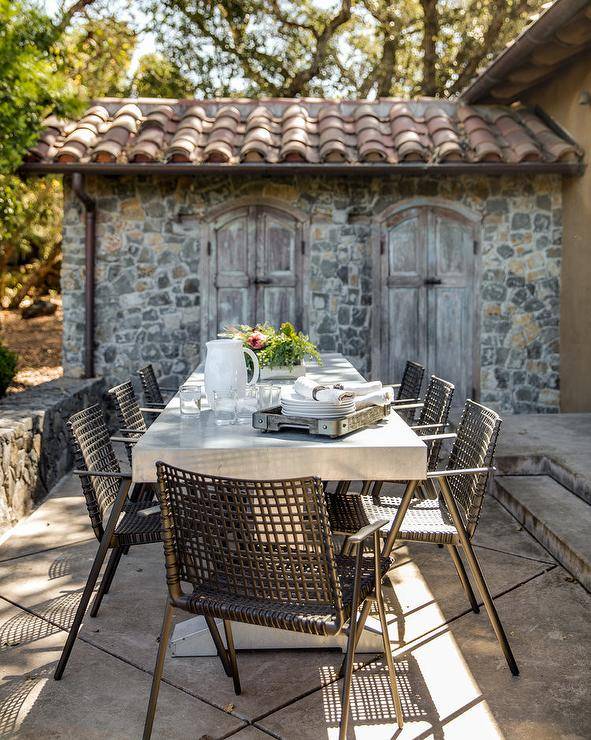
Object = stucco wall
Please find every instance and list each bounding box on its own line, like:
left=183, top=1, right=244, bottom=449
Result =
left=61, top=173, right=562, bottom=413
left=524, top=55, right=590, bottom=411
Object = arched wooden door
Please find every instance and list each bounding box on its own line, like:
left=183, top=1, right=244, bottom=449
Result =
left=204, top=204, right=304, bottom=341
left=373, top=202, right=480, bottom=404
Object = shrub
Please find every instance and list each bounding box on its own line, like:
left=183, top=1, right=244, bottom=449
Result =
left=0, top=342, right=18, bottom=397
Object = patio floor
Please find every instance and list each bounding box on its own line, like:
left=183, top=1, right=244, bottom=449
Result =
left=1, top=469, right=590, bottom=739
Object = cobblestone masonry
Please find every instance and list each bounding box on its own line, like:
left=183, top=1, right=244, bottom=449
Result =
left=0, top=377, right=106, bottom=528
left=61, top=174, right=562, bottom=413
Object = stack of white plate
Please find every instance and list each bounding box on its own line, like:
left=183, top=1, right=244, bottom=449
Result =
left=280, top=390, right=355, bottom=419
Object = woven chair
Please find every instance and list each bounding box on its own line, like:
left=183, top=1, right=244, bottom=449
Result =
left=138, top=364, right=177, bottom=409
left=391, top=360, right=425, bottom=423
left=327, top=400, right=519, bottom=676
left=53, top=405, right=163, bottom=681
left=143, top=465, right=404, bottom=740
left=109, top=380, right=149, bottom=465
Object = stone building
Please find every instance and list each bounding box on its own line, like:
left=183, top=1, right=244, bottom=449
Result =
left=23, top=97, right=583, bottom=413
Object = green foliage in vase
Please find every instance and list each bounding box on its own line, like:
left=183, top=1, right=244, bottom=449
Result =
left=0, top=342, right=18, bottom=397
left=220, top=322, right=322, bottom=369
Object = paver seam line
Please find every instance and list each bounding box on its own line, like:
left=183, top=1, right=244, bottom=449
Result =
left=251, top=722, right=282, bottom=739
left=492, top=491, right=591, bottom=594
left=473, top=542, right=556, bottom=565
left=250, top=563, right=559, bottom=725
left=0, top=536, right=95, bottom=564
left=222, top=722, right=278, bottom=739
left=0, top=593, right=249, bottom=725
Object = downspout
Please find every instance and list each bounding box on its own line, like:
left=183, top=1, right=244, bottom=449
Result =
left=71, top=173, right=96, bottom=378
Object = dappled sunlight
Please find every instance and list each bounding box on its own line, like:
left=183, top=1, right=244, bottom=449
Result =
left=0, top=666, right=51, bottom=736
left=0, top=591, right=81, bottom=648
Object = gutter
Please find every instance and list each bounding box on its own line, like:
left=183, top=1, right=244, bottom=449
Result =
left=71, top=173, right=96, bottom=378
left=19, top=161, right=584, bottom=177
left=461, top=0, right=590, bottom=103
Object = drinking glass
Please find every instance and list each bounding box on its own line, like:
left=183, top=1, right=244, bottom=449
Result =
left=213, top=390, right=238, bottom=426
left=236, top=387, right=258, bottom=424
left=180, top=384, right=202, bottom=415
left=258, top=384, right=282, bottom=410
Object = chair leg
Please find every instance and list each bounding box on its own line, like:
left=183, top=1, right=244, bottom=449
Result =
left=54, top=478, right=131, bottom=680
left=339, top=543, right=364, bottom=740
left=446, top=545, right=480, bottom=614
left=223, top=620, right=241, bottom=695
left=204, top=616, right=232, bottom=677
left=439, top=478, right=519, bottom=676
left=373, top=532, right=403, bottom=729
left=143, top=600, right=174, bottom=740
left=89, top=546, right=123, bottom=618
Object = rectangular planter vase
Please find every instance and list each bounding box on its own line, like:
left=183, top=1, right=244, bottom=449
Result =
left=259, top=364, right=306, bottom=381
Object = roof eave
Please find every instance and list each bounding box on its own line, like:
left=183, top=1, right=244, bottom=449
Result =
left=460, top=0, right=591, bottom=103
left=18, top=161, right=585, bottom=177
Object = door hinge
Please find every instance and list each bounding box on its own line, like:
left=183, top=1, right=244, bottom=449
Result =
left=207, top=240, right=212, bottom=256
left=473, top=239, right=479, bottom=255
left=301, top=239, right=305, bottom=255
left=380, top=236, right=385, bottom=255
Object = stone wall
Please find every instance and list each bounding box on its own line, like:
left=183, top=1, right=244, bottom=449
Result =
left=61, top=173, right=562, bottom=413
left=0, top=377, right=106, bottom=529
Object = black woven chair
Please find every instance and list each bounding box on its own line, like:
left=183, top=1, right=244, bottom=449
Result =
left=327, top=400, right=519, bottom=676
left=391, top=360, right=425, bottom=423
left=138, top=364, right=177, bottom=410
left=109, top=380, right=149, bottom=465
left=53, top=405, right=162, bottom=681
left=143, top=466, right=404, bottom=740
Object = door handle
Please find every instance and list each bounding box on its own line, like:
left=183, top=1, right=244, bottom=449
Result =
left=254, top=277, right=272, bottom=284
left=424, top=277, right=442, bottom=285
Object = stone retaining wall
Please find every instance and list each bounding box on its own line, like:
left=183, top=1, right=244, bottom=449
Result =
left=0, top=377, right=106, bottom=529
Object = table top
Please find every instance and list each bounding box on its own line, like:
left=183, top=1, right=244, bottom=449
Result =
left=132, top=353, right=426, bottom=482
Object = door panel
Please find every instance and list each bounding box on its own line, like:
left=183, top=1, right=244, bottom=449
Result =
left=380, top=205, right=477, bottom=402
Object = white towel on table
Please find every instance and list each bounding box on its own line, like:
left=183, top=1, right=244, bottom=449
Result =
left=355, top=386, right=395, bottom=409
left=332, top=380, right=383, bottom=397
left=293, top=376, right=354, bottom=405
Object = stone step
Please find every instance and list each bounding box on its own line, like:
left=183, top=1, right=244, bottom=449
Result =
left=494, top=475, right=591, bottom=592
left=496, top=455, right=591, bottom=506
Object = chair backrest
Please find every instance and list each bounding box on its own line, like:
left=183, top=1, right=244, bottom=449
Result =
left=397, top=360, right=425, bottom=401
left=67, top=405, right=121, bottom=541
left=156, top=462, right=345, bottom=621
left=109, top=380, right=146, bottom=463
left=445, top=400, right=501, bottom=537
left=418, top=375, right=455, bottom=469
left=138, top=364, right=164, bottom=406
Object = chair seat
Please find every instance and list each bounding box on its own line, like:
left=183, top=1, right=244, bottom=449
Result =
left=181, top=553, right=392, bottom=637
left=327, top=492, right=459, bottom=545
left=113, top=500, right=162, bottom=546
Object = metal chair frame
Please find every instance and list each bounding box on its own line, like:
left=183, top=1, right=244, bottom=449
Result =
left=53, top=405, right=163, bottom=681
left=109, top=380, right=149, bottom=464
left=391, top=360, right=425, bottom=422
left=143, top=465, right=404, bottom=740
left=329, top=400, right=519, bottom=677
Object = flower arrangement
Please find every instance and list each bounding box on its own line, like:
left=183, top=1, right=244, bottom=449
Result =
left=220, top=322, right=321, bottom=370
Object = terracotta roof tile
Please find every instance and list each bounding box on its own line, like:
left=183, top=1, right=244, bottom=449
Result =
left=28, top=98, right=583, bottom=170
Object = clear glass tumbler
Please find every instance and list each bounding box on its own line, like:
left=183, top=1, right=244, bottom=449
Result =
left=213, top=390, right=238, bottom=426
left=236, top=387, right=258, bottom=424
left=257, top=384, right=282, bottom=410
left=180, top=384, right=202, bottom=415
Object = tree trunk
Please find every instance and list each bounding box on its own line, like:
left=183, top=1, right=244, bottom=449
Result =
left=420, top=0, right=439, bottom=96
left=8, top=241, right=62, bottom=309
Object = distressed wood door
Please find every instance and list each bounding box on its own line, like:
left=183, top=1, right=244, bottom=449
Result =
left=377, top=204, right=478, bottom=403
left=207, top=205, right=302, bottom=338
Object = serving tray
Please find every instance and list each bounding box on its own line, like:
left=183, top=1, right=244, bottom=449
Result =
left=252, top=404, right=390, bottom=438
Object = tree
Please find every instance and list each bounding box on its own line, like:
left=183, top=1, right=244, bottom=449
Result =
left=129, top=53, right=195, bottom=98
left=141, top=0, right=544, bottom=99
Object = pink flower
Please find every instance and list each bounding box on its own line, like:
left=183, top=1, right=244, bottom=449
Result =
left=247, top=331, right=267, bottom=350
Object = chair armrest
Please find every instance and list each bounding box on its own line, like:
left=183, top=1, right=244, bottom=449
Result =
left=345, top=518, right=389, bottom=545
left=73, top=470, right=132, bottom=480
left=411, top=423, right=448, bottom=431
left=159, top=386, right=177, bottom=392
left=427, top=466, right=496, bottom=478
left=118, top=428, right=144, bottom=436
left=419, top=432, right=457, bottom=442
left=141, top=406, right=163, bottom=413
left=391, top=402, right=424, bottom=410
left=389, top=383, right=401, bottom=389
left=391, top=397, right=421, bottom=405
left=138, top=505, right=161, bottom=517
left=111, top=435, right=139, bottom=445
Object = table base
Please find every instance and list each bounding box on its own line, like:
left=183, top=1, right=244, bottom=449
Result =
left=170, top=615, right=384, bottom=657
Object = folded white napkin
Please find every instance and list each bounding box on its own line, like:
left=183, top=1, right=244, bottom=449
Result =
left=332, top=380, right=383, bottom=397
left=355, top=386, right=395, bottom=409
left=294, top=377, right=354, bottom=405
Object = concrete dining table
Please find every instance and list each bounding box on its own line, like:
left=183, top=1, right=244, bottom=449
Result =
left=132, top=353, right=427, bottom=656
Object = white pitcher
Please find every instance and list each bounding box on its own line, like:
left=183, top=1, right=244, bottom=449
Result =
left=204, top=339, right=260, bottom=403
